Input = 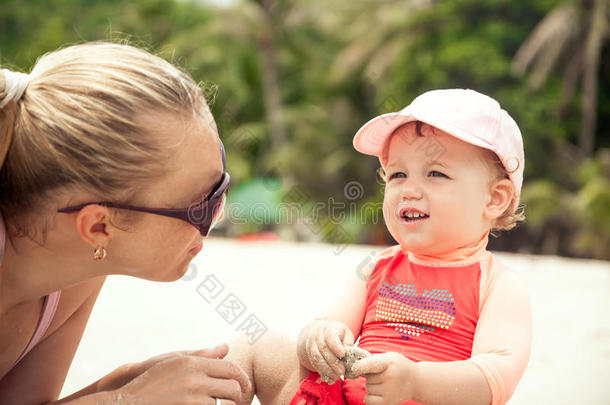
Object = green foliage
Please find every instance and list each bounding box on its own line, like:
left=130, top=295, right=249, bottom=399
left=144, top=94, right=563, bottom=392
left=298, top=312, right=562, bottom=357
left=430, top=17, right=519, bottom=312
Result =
left=521, top=180, right=565, bottom=228
left=573, top=151, right=610, bottom=259
left=1, top=0, right=608, bottom=258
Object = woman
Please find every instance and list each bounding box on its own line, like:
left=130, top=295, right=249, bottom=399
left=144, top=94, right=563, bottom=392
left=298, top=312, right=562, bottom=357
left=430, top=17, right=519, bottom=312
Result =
left=0, top=42, right=250, bottom=404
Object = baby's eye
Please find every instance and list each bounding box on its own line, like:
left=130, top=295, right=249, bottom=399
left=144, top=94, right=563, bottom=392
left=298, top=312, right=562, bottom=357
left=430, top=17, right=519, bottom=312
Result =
left=429, top=171, right=447, bottom=178
left=388, top=172, right=406, bottom=180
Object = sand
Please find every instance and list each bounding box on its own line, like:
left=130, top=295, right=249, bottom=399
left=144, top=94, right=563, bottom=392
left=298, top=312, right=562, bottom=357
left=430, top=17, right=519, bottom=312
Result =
left=60, top=238, right=610, bottom=404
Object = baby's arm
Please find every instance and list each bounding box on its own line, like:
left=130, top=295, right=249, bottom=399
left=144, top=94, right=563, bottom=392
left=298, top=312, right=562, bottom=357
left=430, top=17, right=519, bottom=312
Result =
left=296, top=268, right=369, bottom=381
left=466, top=270, right=532, bottom=404
left=353, top=270, right=531, bottom=405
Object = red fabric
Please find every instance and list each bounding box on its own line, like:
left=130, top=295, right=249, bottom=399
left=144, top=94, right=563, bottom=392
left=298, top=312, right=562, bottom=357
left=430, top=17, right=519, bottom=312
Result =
left=289, top=372, right=423, bottom=405
left=288, top=372, right=367, bottom=405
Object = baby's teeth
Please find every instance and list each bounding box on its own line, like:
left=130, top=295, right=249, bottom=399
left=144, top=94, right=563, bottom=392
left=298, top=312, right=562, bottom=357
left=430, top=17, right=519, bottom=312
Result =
left=403, top=211, right=427, bottom=218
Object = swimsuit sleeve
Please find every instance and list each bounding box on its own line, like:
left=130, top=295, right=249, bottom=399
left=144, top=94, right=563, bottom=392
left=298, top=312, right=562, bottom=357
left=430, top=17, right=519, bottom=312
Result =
left=468, top=256, right=532, bottom=405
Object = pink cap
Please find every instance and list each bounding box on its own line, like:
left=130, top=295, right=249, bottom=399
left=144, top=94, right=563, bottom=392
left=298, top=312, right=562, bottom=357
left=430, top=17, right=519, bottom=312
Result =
left=353, top=89, right=524, bottom=211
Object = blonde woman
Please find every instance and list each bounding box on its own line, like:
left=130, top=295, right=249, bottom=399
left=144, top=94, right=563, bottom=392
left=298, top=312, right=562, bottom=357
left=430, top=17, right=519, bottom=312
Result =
left=0, top=42, right=250, bottom=404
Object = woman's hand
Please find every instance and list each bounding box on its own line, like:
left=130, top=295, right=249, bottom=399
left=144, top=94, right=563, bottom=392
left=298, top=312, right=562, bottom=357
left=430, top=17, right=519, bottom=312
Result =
left=351, top=352, right=420, bottom=405
left=297, top=319, right=355, bottom=383
left=97, top=344, right=230, bottom=392
left=110, top=343, right=251, bottom=405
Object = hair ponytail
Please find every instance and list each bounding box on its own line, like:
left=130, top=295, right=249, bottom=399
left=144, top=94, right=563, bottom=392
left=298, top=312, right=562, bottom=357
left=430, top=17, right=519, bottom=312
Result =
left=0, top=42, right=210, bottom=238
left=0, top=69, right=28, bottom=170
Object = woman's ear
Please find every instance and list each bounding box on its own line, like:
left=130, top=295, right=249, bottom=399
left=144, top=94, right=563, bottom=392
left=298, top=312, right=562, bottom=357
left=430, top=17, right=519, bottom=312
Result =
left=75, top=204, right=112, bottom=248
left=483, top=178, right=513, bottom=220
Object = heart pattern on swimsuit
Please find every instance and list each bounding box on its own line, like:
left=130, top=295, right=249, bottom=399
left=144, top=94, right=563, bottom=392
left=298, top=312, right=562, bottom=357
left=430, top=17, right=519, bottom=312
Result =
left=375, top=282, right=456, bottom=340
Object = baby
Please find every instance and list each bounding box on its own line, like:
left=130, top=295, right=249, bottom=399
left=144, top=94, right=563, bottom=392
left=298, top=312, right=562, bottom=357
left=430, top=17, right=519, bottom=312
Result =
left=291, top=89, right=532, bottom=405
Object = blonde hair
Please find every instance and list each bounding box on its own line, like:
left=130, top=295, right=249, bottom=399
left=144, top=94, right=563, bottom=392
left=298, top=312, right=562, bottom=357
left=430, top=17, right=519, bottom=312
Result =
left=482, top=149, right=525, bottom=233
left=378, top=121, right=525, bottom=233
left=0, top=42, right=211, bottom=237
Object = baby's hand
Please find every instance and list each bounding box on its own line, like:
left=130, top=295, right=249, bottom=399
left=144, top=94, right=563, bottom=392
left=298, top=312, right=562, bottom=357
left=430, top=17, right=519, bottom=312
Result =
left=351, top=352, right=420, bottom=405
left=301, top=319, right=355, bottom=383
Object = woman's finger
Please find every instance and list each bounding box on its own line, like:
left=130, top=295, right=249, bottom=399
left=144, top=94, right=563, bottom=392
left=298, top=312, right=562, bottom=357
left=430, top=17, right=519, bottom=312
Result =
left=201, top=358, right=252, bottom=394
left=191, top=343, right=230, bottom=359
left=201, top=377, right=242, bottom=404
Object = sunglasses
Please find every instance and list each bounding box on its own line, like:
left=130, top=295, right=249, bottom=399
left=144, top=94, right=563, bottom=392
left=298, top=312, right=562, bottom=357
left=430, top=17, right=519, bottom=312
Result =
left=57, top=141, right=230, bottom=237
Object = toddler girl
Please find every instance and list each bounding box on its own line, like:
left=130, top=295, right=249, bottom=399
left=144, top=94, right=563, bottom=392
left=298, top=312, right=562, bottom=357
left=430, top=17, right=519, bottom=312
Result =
left=292, top=89, right=532, bottom=405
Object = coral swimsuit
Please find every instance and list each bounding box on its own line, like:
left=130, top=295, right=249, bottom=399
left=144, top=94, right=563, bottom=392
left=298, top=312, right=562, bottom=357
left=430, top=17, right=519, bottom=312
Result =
left=290, top=234, right=531, bottom=405
left=0, top=213, right=61, bottom=375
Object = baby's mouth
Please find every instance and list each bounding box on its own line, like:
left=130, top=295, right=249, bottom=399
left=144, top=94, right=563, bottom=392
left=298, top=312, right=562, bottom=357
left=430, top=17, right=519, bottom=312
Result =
left=399, top=207, right=429, bottom=223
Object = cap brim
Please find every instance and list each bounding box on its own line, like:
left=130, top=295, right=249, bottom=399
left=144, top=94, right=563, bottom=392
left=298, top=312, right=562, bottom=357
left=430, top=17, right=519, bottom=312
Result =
left=353, top=113, right=416, bottom=156
left=353, top=111, right=498, bottom=161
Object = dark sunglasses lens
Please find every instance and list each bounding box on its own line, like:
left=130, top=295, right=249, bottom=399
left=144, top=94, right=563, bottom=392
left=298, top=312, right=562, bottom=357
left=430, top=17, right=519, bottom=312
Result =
left=189, top=173, right=230, bottom=236
left=192, top=193, right=225, bottom=236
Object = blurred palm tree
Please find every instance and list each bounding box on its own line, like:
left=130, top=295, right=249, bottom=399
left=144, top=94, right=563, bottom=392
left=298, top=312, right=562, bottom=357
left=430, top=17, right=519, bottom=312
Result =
left=512, top=0, right=609, bottom=157
left=325, top=0, right=434, bottom=88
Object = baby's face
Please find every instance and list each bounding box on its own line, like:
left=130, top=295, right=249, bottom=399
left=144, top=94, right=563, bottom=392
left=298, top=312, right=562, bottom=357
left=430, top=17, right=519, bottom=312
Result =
left=382, top=124, right=495, bottom=255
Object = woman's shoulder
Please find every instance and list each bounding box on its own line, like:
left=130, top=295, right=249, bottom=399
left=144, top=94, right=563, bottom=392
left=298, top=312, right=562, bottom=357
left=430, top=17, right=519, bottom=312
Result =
left=0, top=276, right=107, bottom=402
left=47, top=276, right=106, bottom=335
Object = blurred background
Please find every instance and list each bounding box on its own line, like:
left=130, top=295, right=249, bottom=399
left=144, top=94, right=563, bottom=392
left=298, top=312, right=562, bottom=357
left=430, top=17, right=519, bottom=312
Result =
left=1, top=0, right=608, bottom=259
left=2, top=2, right=609, bottom=404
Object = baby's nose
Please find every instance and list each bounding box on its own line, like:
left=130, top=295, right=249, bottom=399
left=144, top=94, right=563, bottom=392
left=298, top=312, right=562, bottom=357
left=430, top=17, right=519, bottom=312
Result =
left=400, top=183, right=423, bottom=200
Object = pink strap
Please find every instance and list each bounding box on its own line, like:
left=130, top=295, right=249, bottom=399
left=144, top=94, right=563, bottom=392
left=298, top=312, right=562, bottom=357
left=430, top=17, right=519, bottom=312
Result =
left=12, top=290, right=61, bottom=368
left=0, top=213, right=5, bottom=265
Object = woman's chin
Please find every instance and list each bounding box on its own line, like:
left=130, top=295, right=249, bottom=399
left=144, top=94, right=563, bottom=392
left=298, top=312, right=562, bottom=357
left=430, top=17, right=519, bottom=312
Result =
left=134, top=262, right=191, bottom=282
left=158, top=264, right=191, bottom=282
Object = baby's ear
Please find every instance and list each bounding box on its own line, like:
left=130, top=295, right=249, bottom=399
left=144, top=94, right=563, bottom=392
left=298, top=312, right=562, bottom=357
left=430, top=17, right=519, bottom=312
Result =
left=483, top=178, right=513, bottom=220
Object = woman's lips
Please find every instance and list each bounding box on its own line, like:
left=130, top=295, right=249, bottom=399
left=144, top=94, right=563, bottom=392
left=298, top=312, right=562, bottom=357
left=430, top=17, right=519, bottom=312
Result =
left=188, top=241, right=203, bottom=255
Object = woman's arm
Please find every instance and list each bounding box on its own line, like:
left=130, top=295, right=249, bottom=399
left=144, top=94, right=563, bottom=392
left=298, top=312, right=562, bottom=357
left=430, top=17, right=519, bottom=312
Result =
left=48, top=363, right=133, bottom=404
left=0, top=278, right=106, bottom=405
left=46, top=391, right=119, bottom=405
left=50, top=345, right=250, bottom=405
left=1, top=275, right=251, bottom=405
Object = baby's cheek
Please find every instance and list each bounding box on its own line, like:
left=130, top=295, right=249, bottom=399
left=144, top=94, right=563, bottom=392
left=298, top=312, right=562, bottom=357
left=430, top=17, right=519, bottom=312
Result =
left=381, top=195, right=398, bottom=224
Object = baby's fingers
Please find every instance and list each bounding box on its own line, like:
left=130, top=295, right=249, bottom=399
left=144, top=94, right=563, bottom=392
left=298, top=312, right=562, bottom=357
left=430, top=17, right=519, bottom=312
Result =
left=307, top=338, right=341, bottom=382
left=325, top=328, right=346, bottom=360
left=317, top=332, right=345, bottom=377
left=350, top=354, right=389, bottom=378
left=341, top=327, right=355, bottom=347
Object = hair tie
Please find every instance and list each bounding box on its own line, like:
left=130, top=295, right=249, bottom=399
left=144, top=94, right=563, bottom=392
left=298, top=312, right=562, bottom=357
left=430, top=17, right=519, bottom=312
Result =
left=0, top=69, right=31, bottom=108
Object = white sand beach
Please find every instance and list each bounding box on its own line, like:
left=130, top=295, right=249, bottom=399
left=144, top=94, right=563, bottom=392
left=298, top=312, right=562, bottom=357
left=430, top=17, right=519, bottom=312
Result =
left=61, top=238, right=610, bottom=404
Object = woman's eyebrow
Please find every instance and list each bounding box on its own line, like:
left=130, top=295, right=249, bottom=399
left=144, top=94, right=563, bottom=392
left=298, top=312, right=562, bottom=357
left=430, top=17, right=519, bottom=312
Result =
left=190, top=170, right=224, bottom=203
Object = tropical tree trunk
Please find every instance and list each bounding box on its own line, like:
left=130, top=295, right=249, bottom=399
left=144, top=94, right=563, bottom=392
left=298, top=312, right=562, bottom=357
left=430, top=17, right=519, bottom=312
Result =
left=256, top=0, right=287, bottom=152
left=580, top=0, right=606, bottom=156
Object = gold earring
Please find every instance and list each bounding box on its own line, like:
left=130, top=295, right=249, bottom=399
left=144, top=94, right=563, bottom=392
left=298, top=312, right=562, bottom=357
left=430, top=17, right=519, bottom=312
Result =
left=93, top=246, right=107, bottom=261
